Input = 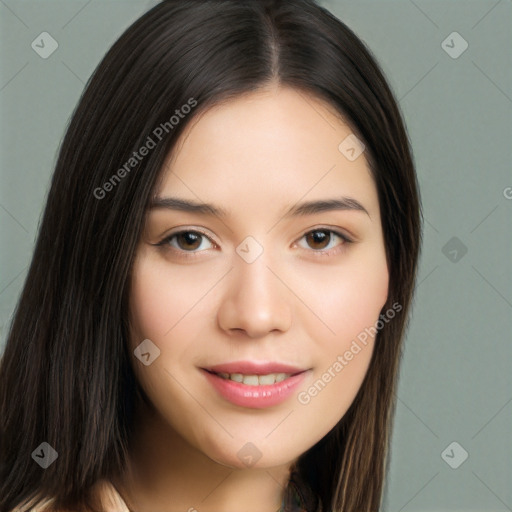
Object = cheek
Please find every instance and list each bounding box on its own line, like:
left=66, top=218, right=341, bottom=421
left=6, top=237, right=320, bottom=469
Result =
left=128, top=256, right=206, bottom=415
left=128, top=255, right=220, bottom=393
left=129, top=255, right=175, bottom=341
left=302, top=244, right=389, bottom=350
left=129, top=254, right=214, bottom=343
left=292, top=246, right=388, bottom=427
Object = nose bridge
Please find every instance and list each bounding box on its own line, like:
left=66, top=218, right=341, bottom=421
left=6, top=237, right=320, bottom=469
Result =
left=217, top=235, right=292, bottom=336
left=236, top=246, right=275, bottom=300
left=234, top=239, right=282, bottom=313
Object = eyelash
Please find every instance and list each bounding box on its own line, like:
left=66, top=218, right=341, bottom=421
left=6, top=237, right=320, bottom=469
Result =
left=153, top=227, right=353, bottom=260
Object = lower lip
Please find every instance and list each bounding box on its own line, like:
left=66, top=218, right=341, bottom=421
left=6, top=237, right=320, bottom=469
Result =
left=201, top=369, right=308, bottom=409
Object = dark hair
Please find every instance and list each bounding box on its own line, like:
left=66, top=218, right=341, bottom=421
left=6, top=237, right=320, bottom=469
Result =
left=0, top=1, right=422, bottom=511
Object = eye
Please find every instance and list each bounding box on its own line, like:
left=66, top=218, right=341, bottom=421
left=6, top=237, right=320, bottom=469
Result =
left=154, top=229, right=216, bottom=258
left=296, top=228, right=353, bottom=256
left=153, top=227, right=353, bottom=260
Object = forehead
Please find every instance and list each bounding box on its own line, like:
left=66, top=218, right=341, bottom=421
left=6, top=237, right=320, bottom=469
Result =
left=155, top=86, right=379, bottom=223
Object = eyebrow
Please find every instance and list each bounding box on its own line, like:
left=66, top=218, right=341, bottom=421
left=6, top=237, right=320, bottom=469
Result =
left=149, top=196, right=370, bottom=218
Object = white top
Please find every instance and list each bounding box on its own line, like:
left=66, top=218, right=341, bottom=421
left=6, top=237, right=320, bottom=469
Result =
left=10, top=480, right=130, bottom=512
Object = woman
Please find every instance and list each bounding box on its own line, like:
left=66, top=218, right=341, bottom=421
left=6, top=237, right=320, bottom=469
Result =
left=0, top=0, right=422, bottom=511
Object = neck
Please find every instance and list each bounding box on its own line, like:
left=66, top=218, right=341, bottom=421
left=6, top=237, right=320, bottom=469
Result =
left=114, top=400, right=294, bottom=512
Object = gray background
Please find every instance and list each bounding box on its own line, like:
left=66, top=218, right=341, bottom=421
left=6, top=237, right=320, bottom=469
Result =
left=1, top=1, right=511, bottom=510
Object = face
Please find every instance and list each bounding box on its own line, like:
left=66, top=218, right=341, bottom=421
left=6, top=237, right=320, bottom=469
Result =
left=128, top=85, right=389, bottom=470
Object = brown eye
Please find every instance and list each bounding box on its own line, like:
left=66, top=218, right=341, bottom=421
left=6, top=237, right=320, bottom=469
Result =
left=297, top=228, right=352, bottom=256
left=174, top=231, right=202, bottom=251
left=155, top=230, right=215, bottom=255
left=304, top=230, right=331, bottom=250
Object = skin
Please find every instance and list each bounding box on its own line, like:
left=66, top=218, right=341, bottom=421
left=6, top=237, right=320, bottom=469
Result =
left=116, top=84, right=389, bottom=512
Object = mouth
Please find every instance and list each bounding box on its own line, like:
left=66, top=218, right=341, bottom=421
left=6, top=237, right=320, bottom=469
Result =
left=204, top=360, right=306, bottom=374
left=202, top=361, right=307, bottom=384
left=203, top=369, right=303, bottom=386
left=200, top=361, right=310, bottom=409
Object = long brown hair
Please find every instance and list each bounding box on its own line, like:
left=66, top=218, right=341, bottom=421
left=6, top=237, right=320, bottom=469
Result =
left=0, top=1, right=422, bottom=511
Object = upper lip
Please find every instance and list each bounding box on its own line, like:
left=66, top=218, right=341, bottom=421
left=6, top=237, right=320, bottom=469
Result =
left=203, top=361, right=307, bottom=375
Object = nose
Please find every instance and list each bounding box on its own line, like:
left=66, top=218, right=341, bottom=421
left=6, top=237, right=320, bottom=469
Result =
left=216, top=254, right=292, bottom=338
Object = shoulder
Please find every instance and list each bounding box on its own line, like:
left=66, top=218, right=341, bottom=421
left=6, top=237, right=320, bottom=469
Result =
left=88, top=479, right=130, bottom=512
left=8, top=496, right=55, bottom=512
left=9, top=480, right=130, bottom=512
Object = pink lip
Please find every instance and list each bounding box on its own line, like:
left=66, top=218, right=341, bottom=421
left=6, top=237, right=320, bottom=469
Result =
left=201, top=365, right=309, bottom=409
left=205, top=360, right=305, bottom=375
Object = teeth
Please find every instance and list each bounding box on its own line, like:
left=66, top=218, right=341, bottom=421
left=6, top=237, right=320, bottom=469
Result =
left=258, top=374, right=276, bottom=385
left=244, top=375, right=259, bottom=386
left=216, top=372, right=291, bottom=385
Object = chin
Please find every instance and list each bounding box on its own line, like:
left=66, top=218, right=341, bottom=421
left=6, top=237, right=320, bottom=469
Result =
left=201, top=436, right=301, bottom=471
